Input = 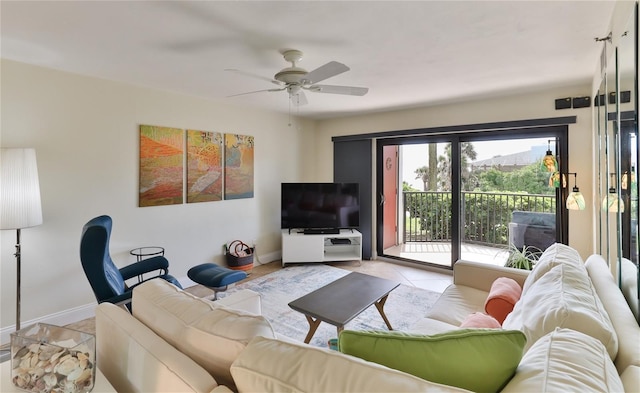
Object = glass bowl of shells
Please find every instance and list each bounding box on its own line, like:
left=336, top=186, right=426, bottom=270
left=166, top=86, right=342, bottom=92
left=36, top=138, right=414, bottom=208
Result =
left=10, top=323, right=95, bottom=392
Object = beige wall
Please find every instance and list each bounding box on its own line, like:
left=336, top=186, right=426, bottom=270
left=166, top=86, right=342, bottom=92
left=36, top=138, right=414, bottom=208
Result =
left=0, top=60, right=314, bottom=335
left=313, top=87, right=596, bottom=258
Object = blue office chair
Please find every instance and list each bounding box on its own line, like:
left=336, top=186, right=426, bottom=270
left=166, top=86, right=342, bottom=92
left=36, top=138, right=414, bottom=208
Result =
left=80, top=215, right=182, bottom=309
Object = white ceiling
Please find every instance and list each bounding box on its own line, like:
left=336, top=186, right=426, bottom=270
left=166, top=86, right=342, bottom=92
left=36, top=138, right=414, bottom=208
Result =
left=1, top=1, right=616, bottom=120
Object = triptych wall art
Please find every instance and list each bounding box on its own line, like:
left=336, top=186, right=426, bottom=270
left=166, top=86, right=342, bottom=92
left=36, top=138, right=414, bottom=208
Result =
left=139, top=124, right=254, bottom=207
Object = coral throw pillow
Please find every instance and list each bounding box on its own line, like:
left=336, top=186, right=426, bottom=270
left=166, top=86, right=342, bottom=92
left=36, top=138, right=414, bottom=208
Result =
left=460, top=312, right=501, bottom=328
left=484, top=277, right=522, bottom=324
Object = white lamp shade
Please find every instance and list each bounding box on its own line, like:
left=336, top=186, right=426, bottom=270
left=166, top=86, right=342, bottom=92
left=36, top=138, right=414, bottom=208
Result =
left=1, top=148, right=43, bottom=229
left=566, top=191, right=586, bottom=210
left=602, top=192, right=625, bottom=213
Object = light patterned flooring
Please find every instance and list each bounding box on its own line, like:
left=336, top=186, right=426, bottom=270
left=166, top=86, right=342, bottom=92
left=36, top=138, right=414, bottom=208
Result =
left=65, top=259, right=453, bottom=335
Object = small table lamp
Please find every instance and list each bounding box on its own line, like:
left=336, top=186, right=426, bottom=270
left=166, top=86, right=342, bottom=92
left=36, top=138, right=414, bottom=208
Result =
left=1, top=148, right=43, bottom=331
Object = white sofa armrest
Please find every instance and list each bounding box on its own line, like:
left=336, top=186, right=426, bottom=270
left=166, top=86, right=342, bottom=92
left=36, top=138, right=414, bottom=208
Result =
left=621, top=365, right=640, bottom=393
left=216, top=289, right=262, bottom=315
left=453, top=260, right=529, bottom=292
left=96, top=303, right=218, bottom=393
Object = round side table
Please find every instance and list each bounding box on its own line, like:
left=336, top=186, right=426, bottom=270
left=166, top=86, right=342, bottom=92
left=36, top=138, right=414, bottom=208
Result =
left=129, top=246, right=165, bottom=262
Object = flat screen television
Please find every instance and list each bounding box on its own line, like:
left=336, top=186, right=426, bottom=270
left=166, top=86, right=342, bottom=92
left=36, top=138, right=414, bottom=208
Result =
left=281, top=182, right=360, bottom=234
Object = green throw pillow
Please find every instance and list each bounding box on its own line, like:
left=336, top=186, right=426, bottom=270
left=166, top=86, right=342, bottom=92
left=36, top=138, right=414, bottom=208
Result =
left=338, top=329, right=526, bottom=393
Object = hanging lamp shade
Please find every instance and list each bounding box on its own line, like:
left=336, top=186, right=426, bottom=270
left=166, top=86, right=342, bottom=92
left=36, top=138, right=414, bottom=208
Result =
left=542, top=140, right=557, bottom=172
left=602, top=187, right=625, bottom=213
left=621, top=169, right=636, bottom=190
left=549, top=172, right=566, bottom=188
left=542, top=152, right=557, bottom=172
left=566, top=186, right=586, bottom=210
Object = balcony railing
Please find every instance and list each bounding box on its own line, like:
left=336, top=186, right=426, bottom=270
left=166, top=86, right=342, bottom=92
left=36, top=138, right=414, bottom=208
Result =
left=403, top=191, right=555, bottom=246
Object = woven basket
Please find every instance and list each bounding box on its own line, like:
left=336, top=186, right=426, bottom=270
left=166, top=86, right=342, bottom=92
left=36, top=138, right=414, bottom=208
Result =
left=226, top=241, right=254, bottom=272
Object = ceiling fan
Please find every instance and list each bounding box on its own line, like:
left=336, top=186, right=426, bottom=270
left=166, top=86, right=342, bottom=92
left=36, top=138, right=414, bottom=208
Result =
left=226, top=49, right=368, bottom=106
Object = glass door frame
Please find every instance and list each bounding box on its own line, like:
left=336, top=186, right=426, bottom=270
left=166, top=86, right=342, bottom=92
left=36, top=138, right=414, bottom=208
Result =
left=375, top=125, right=569, bottom=270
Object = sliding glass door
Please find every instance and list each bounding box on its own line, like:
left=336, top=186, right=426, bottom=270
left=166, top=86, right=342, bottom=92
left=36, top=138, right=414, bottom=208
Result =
left=460, top=137, right=559, bottom=266
left=386, top=141, right=453, bottom=266
left=377, top=129, right=567, bottom=269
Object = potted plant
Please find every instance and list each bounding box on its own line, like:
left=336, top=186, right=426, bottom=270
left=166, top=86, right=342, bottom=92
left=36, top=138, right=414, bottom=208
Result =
left=504, top=244, right=542, bottom=270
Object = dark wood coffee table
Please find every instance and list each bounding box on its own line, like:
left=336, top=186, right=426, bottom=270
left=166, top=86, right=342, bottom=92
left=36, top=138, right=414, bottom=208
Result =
left=288, top=272, right=400, bottom=343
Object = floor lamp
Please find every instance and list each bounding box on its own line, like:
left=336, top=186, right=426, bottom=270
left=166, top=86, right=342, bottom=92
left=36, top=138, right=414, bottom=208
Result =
left=1, top=148, right=43, bottom=333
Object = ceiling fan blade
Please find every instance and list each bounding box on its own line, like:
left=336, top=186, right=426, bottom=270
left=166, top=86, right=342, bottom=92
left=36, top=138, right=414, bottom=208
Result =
left=302, top=61, right=350, bottom=84
left=224, top=69, right=282, bottom=86
left=227, top=87, right=284, bottom=98
left=307, top=84, right=369, bottom=96
left=290, top=90, right=308, bottom=106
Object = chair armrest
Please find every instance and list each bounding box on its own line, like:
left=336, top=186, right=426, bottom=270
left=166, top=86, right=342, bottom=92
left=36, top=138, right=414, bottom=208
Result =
left=453, top=260, right=529, bottom=292
left=119, top=256, right=169, bottom=281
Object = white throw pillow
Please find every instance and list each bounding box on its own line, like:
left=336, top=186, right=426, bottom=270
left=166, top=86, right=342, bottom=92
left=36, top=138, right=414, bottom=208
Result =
left=501, top=328, right=623, bottom=392
left=503, top=263, right=618, bottom=358
left=521, top=243, right=584, bottom=295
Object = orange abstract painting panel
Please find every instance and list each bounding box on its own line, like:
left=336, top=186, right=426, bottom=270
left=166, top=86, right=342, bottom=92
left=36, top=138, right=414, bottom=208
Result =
left=224, top=134, right=254, bottom=200
left=187, top=130, right=223, bottom=203
left=139, top=125, right=184, bottom=207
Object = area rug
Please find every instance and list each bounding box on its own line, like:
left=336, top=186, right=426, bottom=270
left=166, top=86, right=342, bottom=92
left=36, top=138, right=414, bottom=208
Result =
left=219, top=264, right=442, bottom=347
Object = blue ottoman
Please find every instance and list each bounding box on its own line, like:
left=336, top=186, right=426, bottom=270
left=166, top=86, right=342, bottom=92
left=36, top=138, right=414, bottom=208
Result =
left=187, top=263, right=247, bottom=300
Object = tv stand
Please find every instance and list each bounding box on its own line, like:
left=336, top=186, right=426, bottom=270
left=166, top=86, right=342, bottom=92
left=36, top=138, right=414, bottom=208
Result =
left=302, top=228, right=340, bottom=235
left=281, top=229, right=362, bottom=267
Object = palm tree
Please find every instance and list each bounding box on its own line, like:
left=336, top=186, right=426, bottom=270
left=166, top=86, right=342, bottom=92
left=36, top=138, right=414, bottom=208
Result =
left=428, top=144, right=438, bottom=191
left=414, top=166, right=429, bottom=191
left=437, top=142, right=478, bottom=191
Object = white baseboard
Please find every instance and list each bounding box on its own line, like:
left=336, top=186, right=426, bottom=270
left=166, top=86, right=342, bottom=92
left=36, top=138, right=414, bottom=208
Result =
left=1, top=302, right=97, bottom=346
left=1, top=250, right=282, bottom=345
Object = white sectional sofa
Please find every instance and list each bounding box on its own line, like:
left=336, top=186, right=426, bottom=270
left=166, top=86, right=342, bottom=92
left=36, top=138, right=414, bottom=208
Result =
left=96, top=244, right=640, bottom=392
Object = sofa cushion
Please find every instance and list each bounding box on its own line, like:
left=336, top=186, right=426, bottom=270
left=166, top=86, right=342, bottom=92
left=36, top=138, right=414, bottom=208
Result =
left=408, top=317, right=459, bottom=335
left=459, top=312, right=501, bottom=328
left=521, top=242, right=584, bottom=296
left=501, top=328, right=623, bottom=392
left=484, top=277, right=521, bottom=324
left=503, top=263, right=618, bottom=358
left=132, top=279, right=277, bottom=390
left=231, top=336, right=471, bottom=393
left=425, top=284, right=488, bottom=326
left=338, top=329, right=526, bottom=393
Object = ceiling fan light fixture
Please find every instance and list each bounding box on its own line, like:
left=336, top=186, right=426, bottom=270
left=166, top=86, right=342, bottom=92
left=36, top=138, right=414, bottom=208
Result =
left=274, top=68, right=307, bottom=84
left=227, top=49, right=369, bottom=105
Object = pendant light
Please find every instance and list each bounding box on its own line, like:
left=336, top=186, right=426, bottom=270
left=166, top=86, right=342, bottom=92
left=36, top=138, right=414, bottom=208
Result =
left=549, top=171, right=566, bottom=188
left=621, top=166, right=636, bottom=190
left=602, top=173, right=625, bottom=213
left=542, top=139, right=557, bottom=172
left=566, top=172, right=585, bottom=210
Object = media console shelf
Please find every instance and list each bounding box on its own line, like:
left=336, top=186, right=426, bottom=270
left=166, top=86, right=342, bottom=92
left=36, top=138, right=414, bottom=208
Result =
left=281, top=229, right=362, bottom=267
